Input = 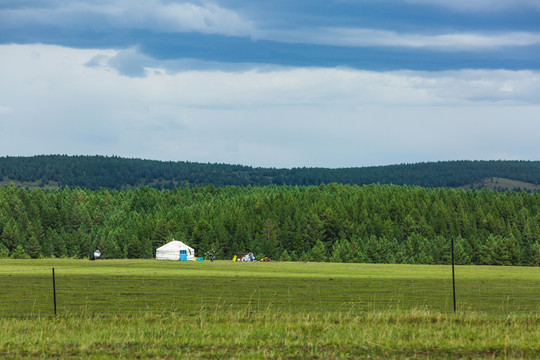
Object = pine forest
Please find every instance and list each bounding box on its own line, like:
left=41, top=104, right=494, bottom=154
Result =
left=1, top=183, right=539, bottom=266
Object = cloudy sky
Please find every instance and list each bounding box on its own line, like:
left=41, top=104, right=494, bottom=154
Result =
left=1, top=0, right=539, bottom=168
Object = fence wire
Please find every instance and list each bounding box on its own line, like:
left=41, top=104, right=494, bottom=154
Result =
left=0, top=263, right=538, bottom=318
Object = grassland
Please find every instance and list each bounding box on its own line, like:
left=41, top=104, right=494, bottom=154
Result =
left=1, top=259, right=539, bottom=359
left=0, top=178, right=61, bottom=189
left=462, top=177, right=540, bottom=192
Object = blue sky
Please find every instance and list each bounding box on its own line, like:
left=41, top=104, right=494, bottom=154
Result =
left=1, top=0, right=539, bottom=167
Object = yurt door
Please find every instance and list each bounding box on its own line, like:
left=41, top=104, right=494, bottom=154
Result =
left=180, top=249, right=187, bottom=261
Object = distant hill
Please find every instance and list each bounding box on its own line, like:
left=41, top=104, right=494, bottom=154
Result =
left=0, top=155, right=539, bottom=191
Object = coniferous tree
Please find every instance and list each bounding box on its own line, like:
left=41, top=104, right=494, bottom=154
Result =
left=24, top=236, right=41, bottom=259
left=309, top=240, right=328, bottom=262
left=1, top=218, right=21, bottom=252
left=0, top=243, right=9, bottom=258
left=127, top=237, right=144, bottom=259
left=10, top=244, right=29, bottom=259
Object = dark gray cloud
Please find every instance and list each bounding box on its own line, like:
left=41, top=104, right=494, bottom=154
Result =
left=403, top=0, right=540, bottom=12
left=1, top=0, right=540, bottom=72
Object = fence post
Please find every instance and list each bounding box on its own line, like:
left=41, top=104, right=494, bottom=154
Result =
left=52, top=268, right=57, bottom=316
left=451, top=238, right=456, bottom=313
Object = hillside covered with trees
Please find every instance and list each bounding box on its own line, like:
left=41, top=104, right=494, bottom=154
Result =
left=1, top=184, right=539, bottom=266
left=1, top=155, right=540, bottom=190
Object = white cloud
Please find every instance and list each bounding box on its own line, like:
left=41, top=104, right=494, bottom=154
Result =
left=94, top=47, right=540, bottom=105
left=260, top=28, right=540, bottom=50
left=403, top=0, right=540, bottom=12
left=0, top=0, right=253, bottom=36
left=0, top=44, right=539, bottom=167
left=0, top=105, right=13, bottom=114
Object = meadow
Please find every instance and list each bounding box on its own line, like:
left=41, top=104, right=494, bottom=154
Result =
left=1, top=259, right=539, bottom=359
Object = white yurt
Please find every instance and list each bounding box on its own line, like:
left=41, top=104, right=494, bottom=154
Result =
left=155, top=240, right=195, bottom=261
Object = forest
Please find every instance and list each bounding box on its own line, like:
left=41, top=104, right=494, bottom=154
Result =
left=1, top=183, right=539, bottom=266
left=1, top=155, right=540, bottom=190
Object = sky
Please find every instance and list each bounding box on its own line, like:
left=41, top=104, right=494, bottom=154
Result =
left=0, top=0, right=539, bottom=168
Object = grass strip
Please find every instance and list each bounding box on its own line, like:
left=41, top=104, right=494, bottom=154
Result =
left=1, top=309, right=539, bottom=359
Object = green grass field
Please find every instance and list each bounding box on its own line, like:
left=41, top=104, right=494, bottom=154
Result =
left=1, top=259, right=539, bottom=359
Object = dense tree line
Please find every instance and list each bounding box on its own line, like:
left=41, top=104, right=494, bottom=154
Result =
left=0, top=183, right=539, bottom=266
left=1, top=155, right=540, bottom=190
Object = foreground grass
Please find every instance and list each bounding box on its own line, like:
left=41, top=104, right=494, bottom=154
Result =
left=1, top=309, right=539, bottom=359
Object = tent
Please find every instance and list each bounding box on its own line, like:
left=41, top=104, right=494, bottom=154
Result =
left=155, top=240, right=195, bottom=261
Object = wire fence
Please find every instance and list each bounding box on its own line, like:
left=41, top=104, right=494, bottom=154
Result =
left=0, top=263, right=539, bottom=318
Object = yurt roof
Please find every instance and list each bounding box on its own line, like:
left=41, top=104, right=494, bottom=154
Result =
left=156, top=240, right=193, bottom=251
